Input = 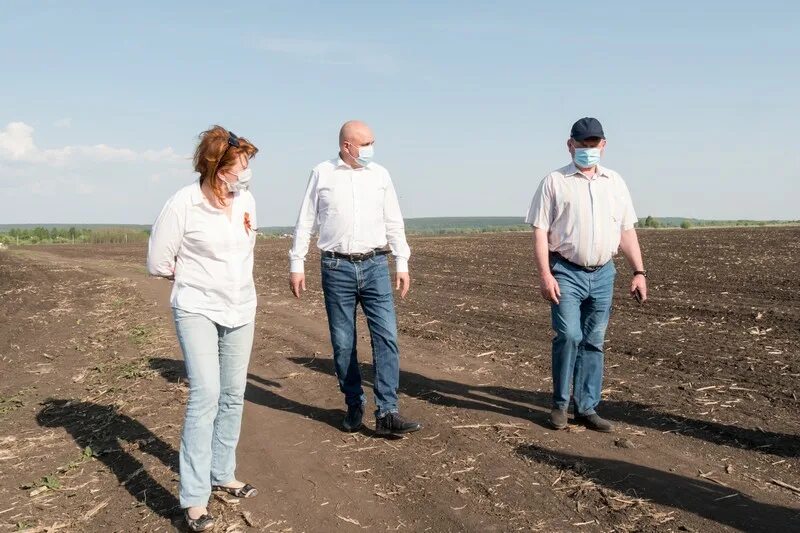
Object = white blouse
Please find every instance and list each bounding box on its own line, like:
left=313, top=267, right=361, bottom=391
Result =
left=147, top=181, right=257, bottom=328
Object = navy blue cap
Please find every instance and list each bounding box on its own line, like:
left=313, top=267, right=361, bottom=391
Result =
left=570, top=117, right=605, bottom=141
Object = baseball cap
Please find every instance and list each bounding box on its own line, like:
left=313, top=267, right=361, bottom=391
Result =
left=570, top=117, right=605, bottom=141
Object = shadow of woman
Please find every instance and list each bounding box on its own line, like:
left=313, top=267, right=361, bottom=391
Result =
left=36, top=399, right=180, bottom=520
left=516, top=442, right=800, bottom=532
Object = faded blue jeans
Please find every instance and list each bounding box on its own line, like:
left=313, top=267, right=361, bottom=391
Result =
left=320, top=254, right=400, bottom=417
left=172, top=308, right=254, bottom=508
left=549, top=257, right=616, bottom=416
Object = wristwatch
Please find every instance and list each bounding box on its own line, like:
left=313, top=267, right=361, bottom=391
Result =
left=633, top=270, right=647, bottom=278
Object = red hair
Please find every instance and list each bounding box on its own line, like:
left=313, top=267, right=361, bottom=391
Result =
left=193, top=125, right=258, bottom=205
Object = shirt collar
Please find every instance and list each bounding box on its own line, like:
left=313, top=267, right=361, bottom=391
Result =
left=336, top=155, right=372, bottom=171
left=192, top=181, right=241, bottom=206
left=565, top=162, right=610, bottom=179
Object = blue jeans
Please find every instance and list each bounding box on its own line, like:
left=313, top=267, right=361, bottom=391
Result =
left=549, top=257, right=616, bottom=416
left=172, top=308, right=254, bottom=508
left=320, top=254, right=400, bottom=417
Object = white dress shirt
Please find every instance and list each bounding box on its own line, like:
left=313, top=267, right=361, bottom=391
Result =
left=526, top=163, right=638, bottom=267
left=147, top=181, right=257, bottom=328
left=289, top=157, right=411, bottom=273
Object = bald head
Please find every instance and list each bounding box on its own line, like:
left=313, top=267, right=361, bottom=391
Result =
left=339, top=120, right=373, bottom=145
left=339, top=120, right=375, bottom=168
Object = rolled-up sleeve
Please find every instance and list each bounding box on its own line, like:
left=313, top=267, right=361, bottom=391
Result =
left=383, top=172, right=411, bottom=273
left=289, top=170, right=320, bottom=273
left=525, top=176, right=553, bottom=230
left=147, top=200, right=184, bottom=277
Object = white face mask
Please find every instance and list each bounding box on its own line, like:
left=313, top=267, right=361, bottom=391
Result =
left=347, top=143, right=374, bottom=166
left=224, top=167, right=252, bottom=193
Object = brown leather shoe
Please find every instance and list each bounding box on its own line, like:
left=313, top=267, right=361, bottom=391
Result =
left=550, top=408, right=568, bottom=429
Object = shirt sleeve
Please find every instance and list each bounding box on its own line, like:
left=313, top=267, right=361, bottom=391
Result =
left=248, top=193, right=258, bottom=231
left=147, top=198, right=184, bottom=277
left=288, top=169, right=320, bottom=273
left=619, top=178, right=638, bottom=230
left=525, top=175, right=553, bottom=230
left=384, top=171, right=411, bottom=273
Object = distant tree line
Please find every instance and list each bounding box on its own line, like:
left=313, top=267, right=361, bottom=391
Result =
left=0, top=227, right=151, bottom=245
left=634, top=217, right=798, bottom=230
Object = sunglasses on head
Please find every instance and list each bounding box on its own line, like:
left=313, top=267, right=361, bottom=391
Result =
left=210, top=130, right=241, bottom=181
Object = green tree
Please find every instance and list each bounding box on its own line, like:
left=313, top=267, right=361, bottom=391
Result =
left=33, top=227, right=49, bottom=241
left=643, top=216, right=661, bottom=228
left=680, top=220, right=691, bottom=229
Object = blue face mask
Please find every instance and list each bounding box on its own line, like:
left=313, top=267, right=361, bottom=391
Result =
left=573, top=147, right=601, bottom=168
left=348, top=143, right=374, bottom=167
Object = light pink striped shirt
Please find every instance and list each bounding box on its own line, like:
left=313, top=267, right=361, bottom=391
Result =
left=526, top=163, right=637, bottom=267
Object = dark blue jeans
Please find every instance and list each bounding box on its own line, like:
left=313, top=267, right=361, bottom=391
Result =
left=320, top=254, right=400, bottom=417
left=550, top=257, right=616, bottom=416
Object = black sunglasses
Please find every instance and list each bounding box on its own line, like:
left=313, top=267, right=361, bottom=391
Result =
left=209, top=131, right=241, bottom=181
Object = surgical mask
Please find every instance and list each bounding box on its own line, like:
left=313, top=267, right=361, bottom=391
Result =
left=224, top=167, right=252, bottom=193
left=348, top=143, right=374, bottom=166
left=573, top=147, right=601, bottom=168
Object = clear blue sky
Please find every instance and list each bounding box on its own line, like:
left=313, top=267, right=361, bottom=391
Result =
left=1, top=1, right=797, bottom=225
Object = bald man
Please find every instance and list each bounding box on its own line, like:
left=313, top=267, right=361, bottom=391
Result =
left=289, top=121, right=421, bottom=436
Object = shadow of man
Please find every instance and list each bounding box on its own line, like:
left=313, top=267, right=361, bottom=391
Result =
left=516, top=442, right=800, bottom=532
left=148, top=356, right=348, bottom=433
left=288, top=356, right=800, bottom=457
left=37, top=399, right=180, bottom=520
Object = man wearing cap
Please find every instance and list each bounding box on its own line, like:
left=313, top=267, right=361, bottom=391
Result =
left=288, top=120, right=422, bottom=437
left=526, top=117, right=648, bottom=432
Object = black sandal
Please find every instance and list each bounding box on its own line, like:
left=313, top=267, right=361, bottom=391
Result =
left=212, top=483, right=258, bottom=498
left=184, top=510, right=215, bottom=532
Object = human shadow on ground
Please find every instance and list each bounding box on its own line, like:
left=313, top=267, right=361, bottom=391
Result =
left=516, top=442, right=800, bottom=532
left=148, top=357, right=352, bottom=435
left=287, top=356, right=800, bottom=458
left=36, top=399, right=180, bottom=520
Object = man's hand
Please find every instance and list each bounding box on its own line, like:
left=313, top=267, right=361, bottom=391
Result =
left=631, top=274, right=647, bottom=303
left=290, top=272, right=306, bottom=299
left=540, top=273, right=561, bottom=304
left=395, top=272, right=411, bottom=299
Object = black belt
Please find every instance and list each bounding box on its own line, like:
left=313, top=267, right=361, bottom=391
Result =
left=550, top=252, right=607, bottom=273
left=323, top=249, right=390, bottom=262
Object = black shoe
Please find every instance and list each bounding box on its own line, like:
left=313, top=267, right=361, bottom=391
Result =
left=575, top=413, right=614, bottom=433
left=375, top=412, right=422, bottom=436
left=342, top=403, right=364, bottom=432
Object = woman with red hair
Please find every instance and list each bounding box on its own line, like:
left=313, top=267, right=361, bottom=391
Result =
left=148, top=126, right=259, bottom=531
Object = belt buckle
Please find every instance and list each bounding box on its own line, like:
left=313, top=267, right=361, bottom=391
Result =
left=351, top=253, right=364, bottom=262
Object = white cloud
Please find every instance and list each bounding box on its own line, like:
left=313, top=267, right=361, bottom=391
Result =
left=0, top=122, right=37, bottom=160
left=254, top=36, right=398, bottom=75
left=258, top=37, right=332, bottom=58
left=0, top=121, right=185, bottom=166
left=76, top=181, right=95, bottom=195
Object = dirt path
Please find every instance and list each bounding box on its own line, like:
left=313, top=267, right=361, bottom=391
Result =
left=2, top=234, right=799, bottom=532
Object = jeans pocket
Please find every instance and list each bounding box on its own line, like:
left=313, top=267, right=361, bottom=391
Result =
left=322, top=258, right=340, bottom=270
left=369, top=254, right=388, bottom=266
